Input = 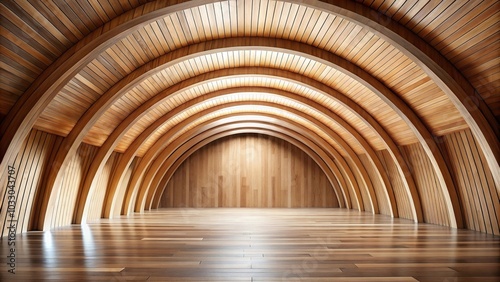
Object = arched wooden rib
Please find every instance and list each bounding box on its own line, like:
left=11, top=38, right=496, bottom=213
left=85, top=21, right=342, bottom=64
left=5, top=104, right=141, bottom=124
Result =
left=103, top=111, right=354, bottom=218
left=148, top=127, right=346, bottom=210
left=39, top=68, right=416, bottom=228
left=32, top=49, right=426, bottom=227
left=35, top=44, right=408, bottom=226
left=79, top=88, right=363, bottom=223
left=122, top=105, right=363, bottom=217
left=131, top=106, right=375, bottom=215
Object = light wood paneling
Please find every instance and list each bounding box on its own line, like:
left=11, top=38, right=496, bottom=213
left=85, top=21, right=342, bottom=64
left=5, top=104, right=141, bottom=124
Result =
left=345, top=158, right=372, bottom=213
left=105, top=157, right=140, bottom=219
left=443, top=129, right=500, bottom=235
left=4, top=0, right=484, bottom=144
left=0, top=129, right=62, bottom=237
left=376, top=149, right=414, bottom=221
left=402, top=143, right=450, bottom=227
left=1, top=209, right=499, bottom=281
left=0, top=0, right=146, bottom=115
left=359, top=153, right=392, bottom=217
left=45, top=143, right=98, bottom=229
left=160, top=134, right=338, bottom=208
left=85, top=151, right=121, bottom=223
left=358, top=0, right=499, bottom=118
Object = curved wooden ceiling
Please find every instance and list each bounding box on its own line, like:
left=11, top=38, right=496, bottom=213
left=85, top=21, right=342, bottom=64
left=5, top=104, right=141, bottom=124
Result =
left=0, top=0, right=499, bottom=232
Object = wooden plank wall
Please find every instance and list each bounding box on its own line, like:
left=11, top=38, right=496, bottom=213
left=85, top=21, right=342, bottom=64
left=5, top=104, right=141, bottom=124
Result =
left=0, top=129, right=63, bottom=236
left=47, top=143, right=98, bottom=229
left=359, top=154, right=391, bottom=216
left=160, top=134, right=339, bottom=208
left=86, top=152, right=121, bottom=223
left=443, top=129, right=500, bottom=235
left=376, top=149, right=414, bottom=221
left=345, top=158, right=372, bottom=213
left=402, top=142, right=450, bottom=226
left=108, top=157, right=139, bottom=218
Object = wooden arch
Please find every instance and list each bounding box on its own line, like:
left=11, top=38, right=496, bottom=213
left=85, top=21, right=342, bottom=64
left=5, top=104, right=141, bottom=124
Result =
left=78, top=67, right=423, bottom=219
left=90, top=72, right=424, bottom=221
left=138, top=114, right=386, bottom=215
left=32, top=58, right=428, bottom=228
left=92, top=103, right=359, bottom=221
left=130, top=105, right=381, bottom=213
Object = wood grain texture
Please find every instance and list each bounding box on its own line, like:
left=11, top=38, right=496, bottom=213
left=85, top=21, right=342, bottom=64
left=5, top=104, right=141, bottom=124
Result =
left=1, top=208, right=498, bottom=281
left=149, top=128, right=347, bottom=211
left=85, top=151, right=121, bottom=223
left=376, top=149, right=414, bottom=221
left=45, top=143, right=99, bottom=230
left=443, top=129, right=500, bottom=235
left=159, top=134, right=338, bottom=208
left=0, top=129, right=62, bottom=237
left=402, top=143, right=450, bottom=227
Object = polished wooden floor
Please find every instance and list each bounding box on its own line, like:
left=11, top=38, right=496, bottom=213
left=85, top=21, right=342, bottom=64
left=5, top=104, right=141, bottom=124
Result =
left=2, top=208, right=499, bottom=281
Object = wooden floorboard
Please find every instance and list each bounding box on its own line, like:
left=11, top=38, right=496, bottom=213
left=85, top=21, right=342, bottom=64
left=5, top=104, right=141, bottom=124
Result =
left=1, top=208, right=499, bottom=281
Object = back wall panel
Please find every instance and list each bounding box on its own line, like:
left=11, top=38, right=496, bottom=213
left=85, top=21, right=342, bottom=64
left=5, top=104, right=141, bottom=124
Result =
left=160, top=134, right=339, bottom=208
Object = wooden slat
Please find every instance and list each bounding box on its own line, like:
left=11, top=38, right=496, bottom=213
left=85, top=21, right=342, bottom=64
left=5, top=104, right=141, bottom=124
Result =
left=85, top=151, right=120, bottom=223
left=376, top=149, right=413, bottom=221
left=401, top=142, right=450, bottom=227
left=443, top=129, right=500, bottom=235
left=0, top=129, right=63, bottom=236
